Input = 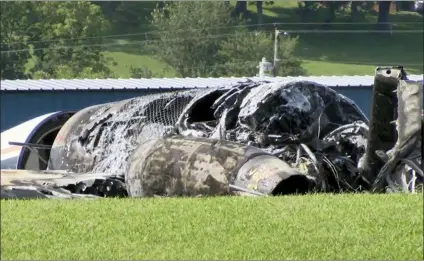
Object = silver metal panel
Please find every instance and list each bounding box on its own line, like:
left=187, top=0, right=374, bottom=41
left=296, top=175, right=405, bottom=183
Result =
left=2, top=75, right=422, bottom=91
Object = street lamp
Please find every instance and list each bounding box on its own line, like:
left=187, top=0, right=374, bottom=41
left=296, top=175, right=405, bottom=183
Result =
left=273, top=29, right=289, bottom=77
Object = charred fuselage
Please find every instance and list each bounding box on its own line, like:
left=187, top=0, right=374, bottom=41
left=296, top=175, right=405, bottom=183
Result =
left=46, top=80, right=371, bottom=195
left=1, top=69, right=422, bottom=199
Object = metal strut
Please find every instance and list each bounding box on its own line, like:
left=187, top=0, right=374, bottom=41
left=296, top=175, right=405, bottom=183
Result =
left=8, top=141, right=52, bottom=166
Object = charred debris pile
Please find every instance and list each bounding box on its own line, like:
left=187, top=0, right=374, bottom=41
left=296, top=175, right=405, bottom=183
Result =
left=1, top=67, right=422, bottom=199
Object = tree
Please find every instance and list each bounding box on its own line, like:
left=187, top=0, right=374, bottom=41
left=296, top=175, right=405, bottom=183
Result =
left=149, top=2, right=304, bottom=77
left=218, top=30, right=305, bottom=77
left=29, top=1, right=115, bottom=78
left=350, top=1, right=376, bottom=21
left=256, top=1, right=263, bottom=25
left=376, top=1, right=392, bottom=30
left=350, top=1, right=361, bottom=21
left=233, top=1, right=248, bottom=17
left=149, top=2, right=237, bottom=77
left=321, top=1, right=350, bottom=25
left=247, top=1, right=274, bottom=25
left=297, top=1, right=321, bottom=21
left=91, top=1, right=120, bottom=18
left=0, top=2, right=34, bottom=79
left=95, top=1, right=158, bottom=34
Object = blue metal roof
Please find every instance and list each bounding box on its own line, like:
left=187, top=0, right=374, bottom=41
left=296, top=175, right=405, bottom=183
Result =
left=1, top=75, right=422, bottom=91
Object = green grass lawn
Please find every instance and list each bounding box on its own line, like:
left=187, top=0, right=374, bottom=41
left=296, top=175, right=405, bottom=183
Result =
left=99, top=1, right=423, bottom=77
left=1, top=194, right=422, bottom=260
left=103, top=51, right=176, bottom=78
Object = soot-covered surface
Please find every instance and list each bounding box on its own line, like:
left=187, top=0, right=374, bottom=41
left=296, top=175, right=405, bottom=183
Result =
left=5, top=75, right=422, bottom=199
left=175, top=81, right=370, bottom=191
left=49, top=90, right=204, bottom=175
left=48, top=80, right=389, bottom=193
left=49, top=80, right=373, bottom=192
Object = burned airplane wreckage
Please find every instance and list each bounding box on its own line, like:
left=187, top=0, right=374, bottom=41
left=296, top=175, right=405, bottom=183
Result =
left=1, top=66, right=423, bottom=199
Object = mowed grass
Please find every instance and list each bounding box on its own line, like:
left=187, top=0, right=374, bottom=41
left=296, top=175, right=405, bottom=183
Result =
left=1, top=194, right=422, bottom=260
left=103, top=51, right=177, bottom=78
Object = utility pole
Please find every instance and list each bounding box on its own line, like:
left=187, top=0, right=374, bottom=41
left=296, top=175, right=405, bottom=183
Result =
left=273, top=27, right=279, bottom=77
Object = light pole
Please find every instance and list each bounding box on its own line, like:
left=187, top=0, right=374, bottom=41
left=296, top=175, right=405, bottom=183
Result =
left=273, top=28, right=279, bottom=77
left=273, top=28, right=288, bottom=77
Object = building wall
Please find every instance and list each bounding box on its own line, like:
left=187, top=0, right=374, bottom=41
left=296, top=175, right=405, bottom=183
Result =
left=334, top=86, right=372, bottom=118
left=1, top=89, right=167, bottom=131
left=0, top=87, right=373, bottom=131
